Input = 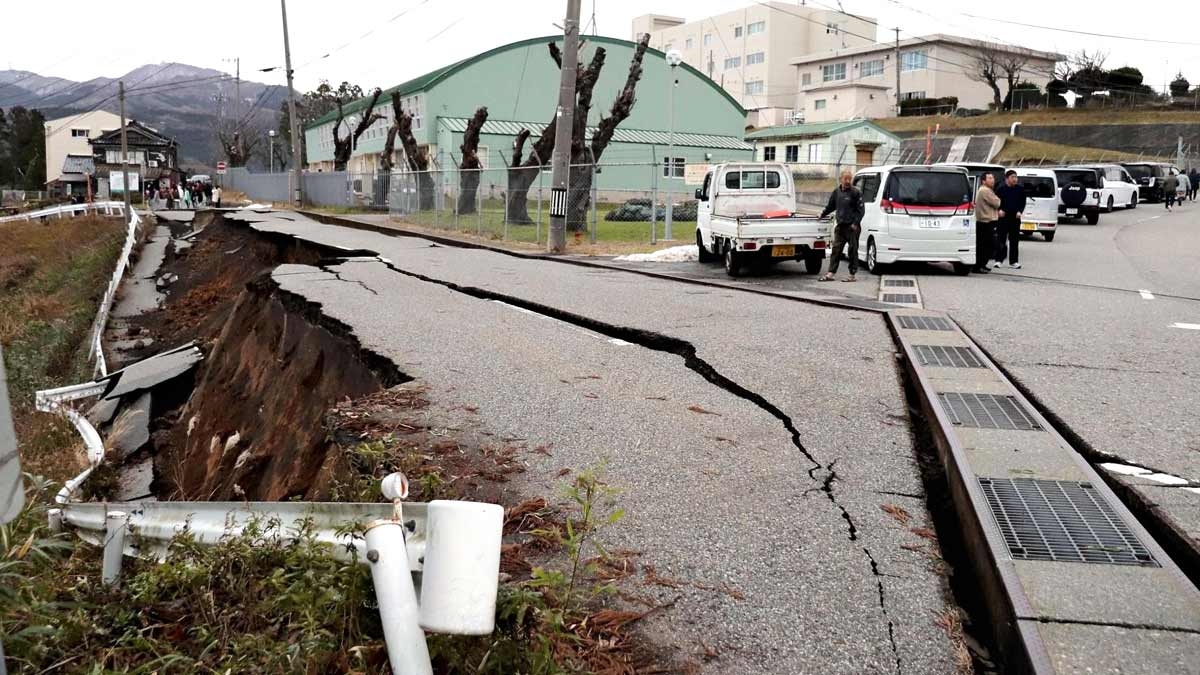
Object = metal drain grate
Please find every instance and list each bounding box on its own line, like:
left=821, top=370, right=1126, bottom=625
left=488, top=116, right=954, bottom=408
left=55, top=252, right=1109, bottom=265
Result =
left=915, top=345, right=984, bottom=368
left=979, top=478, right=1158, bottom=566
left=938, top=392, right=1041, bottom=430
left=883, top=293, right=920, bottom=304
left=884, top=279, right=916, bottom=287
left=897, top=315, right=953, bottom=331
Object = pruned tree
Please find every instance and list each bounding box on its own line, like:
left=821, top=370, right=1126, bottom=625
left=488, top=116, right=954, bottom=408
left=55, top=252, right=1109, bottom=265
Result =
left=396, top=103, right=435, bottom=210
left=506, top=33, right=650, bottom=229
left=967, top=49, right=1004, bottom=110
left=457, top=106, right=489, bottom=214
left=998, top=52, right=1030, bottom=110
left=332, top=87, right=383, bottom=171
left=379, top=92, right=402, bottom=173
left=217, top=130, right=262, bottom=168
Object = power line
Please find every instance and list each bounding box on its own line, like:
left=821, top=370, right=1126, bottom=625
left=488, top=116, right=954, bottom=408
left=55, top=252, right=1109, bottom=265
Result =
left=960, top=13, right=1200, bottom=46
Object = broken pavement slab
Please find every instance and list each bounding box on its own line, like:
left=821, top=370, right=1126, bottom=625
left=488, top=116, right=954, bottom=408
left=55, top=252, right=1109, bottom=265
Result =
left=96, top=342, right=202, bottom=401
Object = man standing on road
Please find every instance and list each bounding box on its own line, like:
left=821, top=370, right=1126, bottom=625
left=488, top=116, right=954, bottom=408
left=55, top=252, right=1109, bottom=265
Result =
left=973, top=172, right=1000, bottom=274
left=1163, top=172, right=1178, bottom=211
left=819, top=170, right=865, bottom=282
left=994, top=170, right=1026, bottom=269
left=1188, top=168, right=1199, bottom=201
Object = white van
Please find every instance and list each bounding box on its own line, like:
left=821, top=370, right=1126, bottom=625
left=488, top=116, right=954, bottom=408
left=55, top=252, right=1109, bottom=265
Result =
left=1076, top=164, right=1138, bottom=211
left=1013, top=168, right=1059, bottom=242
left=853, top=165, right=975, bottom=275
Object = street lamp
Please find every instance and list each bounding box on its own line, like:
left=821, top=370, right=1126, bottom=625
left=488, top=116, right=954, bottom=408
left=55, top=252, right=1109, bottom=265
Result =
left=664, top=49, right=682, bottom=240
left=268, top=130, right=276, bottom=173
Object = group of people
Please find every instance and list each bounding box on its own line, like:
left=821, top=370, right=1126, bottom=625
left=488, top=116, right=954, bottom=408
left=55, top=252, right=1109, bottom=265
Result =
left=144, top=180, right=221, bottom=210
left=1161, top=169, right=1199, bottom=211
left=973, top=170, right=1027, bottom=272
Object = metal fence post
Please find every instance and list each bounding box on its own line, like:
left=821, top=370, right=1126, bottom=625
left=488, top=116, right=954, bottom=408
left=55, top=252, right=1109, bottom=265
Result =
left=650, top=150, right=659, bottom=244
left=536, top=163, right=544, bottom=246
left=590, top=161, right=598, bottom=245
left=102, top=510, right=127, bottom=585
left=365, top=520, right=433, bottom=675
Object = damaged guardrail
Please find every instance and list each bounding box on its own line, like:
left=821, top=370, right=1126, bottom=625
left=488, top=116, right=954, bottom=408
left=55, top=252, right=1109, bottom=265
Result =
left=86, top=205, right=143, bottom=378
left=48, top=478, right=503, bottom=675
left=0, top=200, right=127, bottom=224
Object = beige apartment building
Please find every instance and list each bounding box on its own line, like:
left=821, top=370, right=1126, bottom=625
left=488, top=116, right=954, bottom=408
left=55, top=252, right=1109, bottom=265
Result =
left=632, top=2, right=876, bottom=127
left=43, top=110, right=122, bottom=185
left=790, top=34, right=1062, bottom=123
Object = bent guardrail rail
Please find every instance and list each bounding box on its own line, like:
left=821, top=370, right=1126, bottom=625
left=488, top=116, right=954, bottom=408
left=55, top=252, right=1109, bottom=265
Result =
left=0, top=200, right=127, bottom=224
left=87, top=206, right=143, bottom=378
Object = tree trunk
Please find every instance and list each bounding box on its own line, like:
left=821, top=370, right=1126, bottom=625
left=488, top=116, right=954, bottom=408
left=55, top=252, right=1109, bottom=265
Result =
left=457, top=106, right=488, bottom=215
left=397, top=105, right=435, bottom=211
left=506, top=165, right=539, bottom=224
left=565, top=156, right=591, bottom=232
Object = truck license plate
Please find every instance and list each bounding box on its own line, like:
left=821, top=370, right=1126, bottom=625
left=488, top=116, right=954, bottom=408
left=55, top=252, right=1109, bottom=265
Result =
left=1020, top=222, right=1036, bottom=231
left=917, top=218, right=941, bottom=229
left=771, top=245, right=795, bottom=258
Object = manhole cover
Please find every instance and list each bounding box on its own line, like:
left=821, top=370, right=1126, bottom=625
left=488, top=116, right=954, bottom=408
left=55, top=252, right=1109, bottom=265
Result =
left=938, top=392, right=1041, bottom=430
left=883, top=293, right=919, bottom=304
left=897, top=315, right=953, bottom=331
left=884, top=279, right=916, bottom=287
left=915, top=345, right=984, bottom=368
left=979, top=478, right=1158, bottom=566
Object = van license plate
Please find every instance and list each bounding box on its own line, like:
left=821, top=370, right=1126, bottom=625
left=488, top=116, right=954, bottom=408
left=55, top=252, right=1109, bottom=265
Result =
left=917, top=218, right=941, bottom=229
left=1021, top=222, right=1036, bottom=231
left=1065, top=208, right=1077, bottom=215
left=771, top=245, right=795, bottom=258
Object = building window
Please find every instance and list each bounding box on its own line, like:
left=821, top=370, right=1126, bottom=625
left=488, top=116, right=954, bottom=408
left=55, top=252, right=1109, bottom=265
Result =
left=71, top=128, right=89, bottom=138
left=663, top=157, right=684, bottom=179
left=822, top=62, right=847, bottom=82
left=802, top=72, right=812, bottom=86
left=808, top=144, right=823, bottom=163
left=763, top=146, right=776, bottom=161
left=746, top=52, right=765, bottom=65
left=861, top=59, right=884, bottom=77
left=785, top=145, right=799, bottom=163
left=901, top=50, right=928, bottom=72
left=703, top=33, right=712, bottom=46
left=685, top=37, right=693, bottom=49
left=724, top=56, right=741, bottom=70
left=814, top=99, right=827, bottom=110
left=826, top=22, right=840, bottom=34
left=748, top=21, right=765, bottom=35
left=745, top=80, right=764, bottom=95
left=733, top=25, right=743, bottom=38
left=902, top=91, right=927, bottom=100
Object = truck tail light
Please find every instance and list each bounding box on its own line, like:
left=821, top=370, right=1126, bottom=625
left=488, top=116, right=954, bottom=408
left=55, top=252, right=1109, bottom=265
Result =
left=743, top=241, right=758, bottom=250
left=812, top=240, right=826, bottom=249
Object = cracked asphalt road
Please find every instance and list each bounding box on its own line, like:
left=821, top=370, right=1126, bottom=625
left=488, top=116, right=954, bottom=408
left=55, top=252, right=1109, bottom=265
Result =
left=226, top=210, right=961, bottom=674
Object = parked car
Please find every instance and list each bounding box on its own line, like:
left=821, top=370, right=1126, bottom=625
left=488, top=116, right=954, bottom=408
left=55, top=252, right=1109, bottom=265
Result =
left=1052, top=167, right=1103, bottom=225
left=852, top=165, right=975, bottom=275
left=1013, top=168, right=1059, bottom=242
left=694, top=162, right=829, bottom=276
left=1120, top=162, right=1178, bottom=203
left=605, top=198, right=663, bottom=222
left=936, top=162, right=1006, bottom=195
left=191, top=174, right=213, bottom=185
left=1076, top=164, right=1139, bottom=211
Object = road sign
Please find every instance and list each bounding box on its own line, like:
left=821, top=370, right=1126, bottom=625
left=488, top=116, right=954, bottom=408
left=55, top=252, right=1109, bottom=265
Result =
left=110, top=171, right=139, bottom=194
left=216, top=161, right=227, bottom=175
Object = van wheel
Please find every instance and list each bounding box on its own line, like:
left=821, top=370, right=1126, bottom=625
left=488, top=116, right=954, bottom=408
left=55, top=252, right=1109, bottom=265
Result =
left=866, top=238, right=885, bottom=275
left=1106, top=196, right=1115, bottom=212
left=1085, top=211, right=1100, bottom=225
left=953, top=262, right=971, bottom=276
left=1043, top=232, right=1056, bottom=242
left=696, top=230, right=715, bottom=262
left=724, top=245, right=742, bottom=277
left=1130, top=193, right=1138, bottom=209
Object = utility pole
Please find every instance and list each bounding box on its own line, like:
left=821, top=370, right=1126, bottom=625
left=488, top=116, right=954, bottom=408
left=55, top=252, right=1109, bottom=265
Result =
left=118, top=81, right=131, bottom=224
left=893, top=28, right=901, bottom=116
left=281, top=0, right=303, bottom=205
left=548, top=0, right=581, bottom=253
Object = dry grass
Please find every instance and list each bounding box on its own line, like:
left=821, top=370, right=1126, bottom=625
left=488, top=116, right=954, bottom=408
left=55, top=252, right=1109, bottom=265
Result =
left=994, top=136, right=1167, bottom=165
left=875, top=109, right=1200, bottom=134
left=0, top=214, right=125, bottom=482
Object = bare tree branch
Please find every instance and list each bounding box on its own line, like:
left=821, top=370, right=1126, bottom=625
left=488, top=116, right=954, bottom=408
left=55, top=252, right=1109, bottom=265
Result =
left=591, top=33, right=650, bottom=162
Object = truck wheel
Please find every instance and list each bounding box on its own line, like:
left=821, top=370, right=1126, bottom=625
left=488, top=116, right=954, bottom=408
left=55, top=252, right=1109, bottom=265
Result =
left=724, top=245, right=742, bottom=277
left=696, top=230, right=715, bottom=263
left=1043, top=232, right=1056, bottom=242
left=866, top=238, right=885, bottom=275
left=804, top=252, right=824, bottom=275
left=1085, top=211, right=1099, bottom=225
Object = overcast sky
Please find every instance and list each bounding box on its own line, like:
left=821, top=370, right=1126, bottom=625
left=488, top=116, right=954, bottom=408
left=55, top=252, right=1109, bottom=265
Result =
left=2, top=0, right=1196, bottom=94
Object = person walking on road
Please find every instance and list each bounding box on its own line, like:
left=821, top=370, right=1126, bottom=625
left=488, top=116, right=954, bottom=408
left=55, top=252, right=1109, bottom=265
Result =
left=212, top=185, right=222, bottom=209
left=819, top=170, right=865, bottom=282
left=1188, top=168, right=1199, bottom=201
left=973, top=172, right=1000, bottom=274
left=1163, top=172, right=1178, bottom=211
left=994, top=170, right=1026, bottom=269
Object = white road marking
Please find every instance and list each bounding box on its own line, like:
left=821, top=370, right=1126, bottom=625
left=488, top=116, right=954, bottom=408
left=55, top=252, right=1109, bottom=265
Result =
left=1185, top=487, right=1200, bottom=496
left=1142, top=473, right=1191, bottom=486
left=1138, top=290, right=1155, bottom=300
left=1100, top=462, right=1151, bottom=476
left=1172, top=323, right=1200, bottom=330
left=491, top=300, right=622, bottom=346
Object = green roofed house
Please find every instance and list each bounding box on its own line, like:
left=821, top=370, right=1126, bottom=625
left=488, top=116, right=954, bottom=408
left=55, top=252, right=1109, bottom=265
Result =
left=302, top=35, right=753, bottom=194
left=745, top=120, right=901, bottom=178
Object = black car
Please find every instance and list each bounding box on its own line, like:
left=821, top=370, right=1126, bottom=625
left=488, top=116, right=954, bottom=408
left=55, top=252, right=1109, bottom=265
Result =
left=1052, top=167, right=1103, bottom=225
left=1120, top=162, right=1178, bottom=203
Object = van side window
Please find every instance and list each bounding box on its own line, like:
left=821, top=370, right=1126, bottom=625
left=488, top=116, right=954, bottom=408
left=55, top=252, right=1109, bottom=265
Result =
left=854, top=173, right=881, bottom=201
left=725, top=171, right=741, bottom=190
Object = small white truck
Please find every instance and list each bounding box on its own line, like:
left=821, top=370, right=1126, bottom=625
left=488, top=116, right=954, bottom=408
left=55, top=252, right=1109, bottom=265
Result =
left=694, top=162, right=830, bottom=277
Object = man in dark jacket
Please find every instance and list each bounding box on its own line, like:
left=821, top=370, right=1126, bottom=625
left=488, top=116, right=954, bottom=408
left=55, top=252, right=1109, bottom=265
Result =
left=1188, top=169, right=1198, bottom=201
left=994, top=170, right=1026, bottom=269
left=819, top=170, right=865, bottom=282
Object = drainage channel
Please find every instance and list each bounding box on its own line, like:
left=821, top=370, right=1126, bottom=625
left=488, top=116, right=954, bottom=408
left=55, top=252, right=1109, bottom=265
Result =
left=297, top=212, right=1200, bottom=671
left=880, top=275, right=923, bottom=308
